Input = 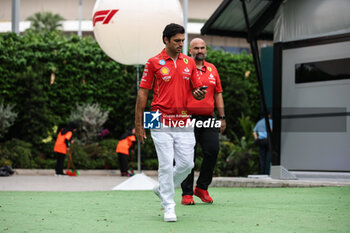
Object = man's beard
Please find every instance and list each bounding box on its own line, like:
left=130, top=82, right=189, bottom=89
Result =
left=195, top=53, right=206, bottom=61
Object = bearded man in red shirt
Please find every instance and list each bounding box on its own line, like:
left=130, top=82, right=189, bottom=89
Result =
left=181, top=38, right=226, bottom=205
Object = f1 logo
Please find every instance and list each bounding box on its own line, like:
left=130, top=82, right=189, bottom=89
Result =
left=93, top=9, right=119, bottom=27
left=143, top=110, right=161, bottom=129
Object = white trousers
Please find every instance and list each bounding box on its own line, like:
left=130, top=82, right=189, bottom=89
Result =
left=151, top=126, right=195, bottom=209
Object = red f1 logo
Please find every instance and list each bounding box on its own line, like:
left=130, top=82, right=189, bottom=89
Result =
left=93, top=9, right=119, bottom=27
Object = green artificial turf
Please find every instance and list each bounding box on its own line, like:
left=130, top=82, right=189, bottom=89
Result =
left=1, top=187, right=350, bottom=233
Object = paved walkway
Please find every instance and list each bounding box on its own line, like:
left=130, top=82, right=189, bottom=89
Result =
left=0, top=169, right=350, bottom=191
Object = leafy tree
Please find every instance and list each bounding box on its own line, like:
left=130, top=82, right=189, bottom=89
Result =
left=26, top=12, right=64, bottom=33
left=0, top=139, right=33, bottom=168
left=8, top=67, right=57, bottom=146
left=205, top=47, right=260, bottom=139
left=216, top=114, right=259, bottom=177
left=0, top=31, right=136, bottom=145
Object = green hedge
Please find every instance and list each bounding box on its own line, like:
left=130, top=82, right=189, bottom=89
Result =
left=205, top=47, right=260, bottom=138
left=0, top=31, right=136, bottom=143
left=0, top=31, right=261, bottom=176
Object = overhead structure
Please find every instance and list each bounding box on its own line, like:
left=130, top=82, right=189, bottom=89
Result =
left=202, top=0, right=283, bottom=167
left=201, top=0, right=281, bottom=40
left=274, top=0, right=350, bottom=42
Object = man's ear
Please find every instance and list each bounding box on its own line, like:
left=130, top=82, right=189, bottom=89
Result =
left=164, top=37, right=169, bottom=45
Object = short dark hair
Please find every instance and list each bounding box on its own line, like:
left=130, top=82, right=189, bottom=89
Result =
left=162, top=23, right=185, bottom=44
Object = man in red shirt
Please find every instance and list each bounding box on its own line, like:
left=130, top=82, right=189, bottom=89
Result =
left=181, top=38, right=226, bottom=205
left=135, top=23, right=205, bottom=222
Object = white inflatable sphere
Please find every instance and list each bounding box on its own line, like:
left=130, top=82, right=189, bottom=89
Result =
left=92, top=0, right=183, bottom=65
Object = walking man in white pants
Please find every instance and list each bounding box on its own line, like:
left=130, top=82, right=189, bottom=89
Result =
left=135, top=23, right=206, bottom=222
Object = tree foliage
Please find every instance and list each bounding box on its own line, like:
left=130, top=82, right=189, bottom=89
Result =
left=205, top=47, right=260, bottom=138
left=0, top=31, right=136, bottom=145
left=26, top=12, right=64, bottom=33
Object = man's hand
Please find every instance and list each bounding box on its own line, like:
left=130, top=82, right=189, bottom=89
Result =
left=192, top=87, right=206, bottom=100
left=253, top=132, right=258, bottom=141
left=135, top=124, right=147, bottom=143
left=219, top=119, right=226, bottom=133
left=135, top=87, right=149, bottom=144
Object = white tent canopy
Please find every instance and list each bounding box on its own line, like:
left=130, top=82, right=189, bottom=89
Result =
left=274, top=0, right=350, bottom=42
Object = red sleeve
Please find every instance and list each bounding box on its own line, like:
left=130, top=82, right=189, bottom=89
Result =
left=214, top=66, right=223, bottom=93
left=140, top=59, right=154, bottom=90
left=190, top=59, right=202, bottom=88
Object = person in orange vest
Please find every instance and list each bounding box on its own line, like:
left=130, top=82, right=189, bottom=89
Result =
left=116, top=127, right=136, bottom=177
left=53, top=121, right=79, bottom=176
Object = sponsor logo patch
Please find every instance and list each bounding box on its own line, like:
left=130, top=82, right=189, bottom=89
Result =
left=159, top=60, right=166, bottom=65
left=162, top=76, right=171, bottom=82
left=160, top=67, right=169, bottom=75
left=183, top=58, right=189, bottom=64
left=183, top=67, right=191, bottom=75
left=207, top=67, right=212, bottom=72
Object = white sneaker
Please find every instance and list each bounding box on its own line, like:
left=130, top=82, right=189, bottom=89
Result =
left=164, top=206, right=177, bottom=222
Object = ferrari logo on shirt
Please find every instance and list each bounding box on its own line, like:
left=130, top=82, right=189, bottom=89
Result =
left=207, top=67, right=212, bottom=72
left=160, top=67, right=170, bottom=75
left=183, top=58, right=188, bottom=64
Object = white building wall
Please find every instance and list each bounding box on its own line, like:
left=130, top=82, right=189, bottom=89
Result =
left=0, top=0, right=272, bottom=51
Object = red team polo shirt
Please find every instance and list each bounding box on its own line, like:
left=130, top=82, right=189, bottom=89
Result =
left=140, top=49, right=202, bottom=124
left=187, top=60, right=222, bottom=116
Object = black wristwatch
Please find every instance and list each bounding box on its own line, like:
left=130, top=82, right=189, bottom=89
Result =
left=218, top=116, right=226, bottom=120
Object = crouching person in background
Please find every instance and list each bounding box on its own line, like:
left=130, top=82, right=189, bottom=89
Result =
left=116, top=127, right=136, bottom=177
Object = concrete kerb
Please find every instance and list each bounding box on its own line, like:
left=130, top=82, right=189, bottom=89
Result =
left=210, top=177, right=350, bottom=188
left=14, top=169, right=158, bottom=177
left=12, top=169, right=350, bottom=188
